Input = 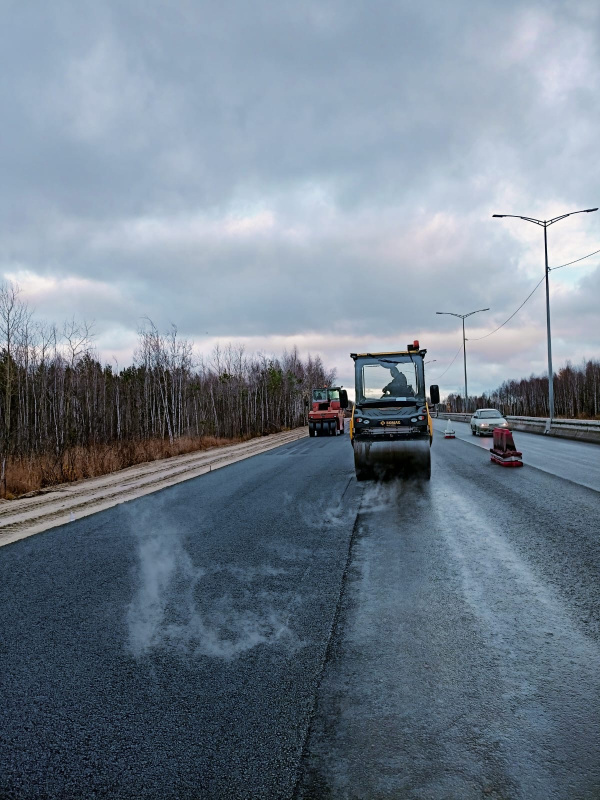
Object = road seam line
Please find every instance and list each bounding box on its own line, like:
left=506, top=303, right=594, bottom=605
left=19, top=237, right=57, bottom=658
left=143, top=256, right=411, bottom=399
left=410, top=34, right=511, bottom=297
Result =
left=292, top=476, right=361, bottom=799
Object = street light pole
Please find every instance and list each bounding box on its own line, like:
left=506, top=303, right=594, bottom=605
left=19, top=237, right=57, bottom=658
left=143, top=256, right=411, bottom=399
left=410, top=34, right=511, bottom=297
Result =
left=543, top=225, right=553, bottom=419
left=462, top=317, right=467, bottom=415
left=493, top=208, right=598, bottom=421
left=436, top=308, right=489, bottom=413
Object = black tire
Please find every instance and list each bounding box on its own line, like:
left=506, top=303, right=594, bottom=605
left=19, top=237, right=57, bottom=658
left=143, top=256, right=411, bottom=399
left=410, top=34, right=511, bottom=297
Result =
left=471, top=427, right=476, bottom=435
left=419, top=450, right=432, bottom=481
left=309, top=424, right=316, bottom=437
left=330, top=421, right=336, bottom=436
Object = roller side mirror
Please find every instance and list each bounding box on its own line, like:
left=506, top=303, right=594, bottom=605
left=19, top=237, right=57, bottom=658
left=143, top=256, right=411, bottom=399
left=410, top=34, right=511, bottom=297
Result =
left=340, top=390, right=349, bottom=409
left=430, top=385, right=440, bottom=405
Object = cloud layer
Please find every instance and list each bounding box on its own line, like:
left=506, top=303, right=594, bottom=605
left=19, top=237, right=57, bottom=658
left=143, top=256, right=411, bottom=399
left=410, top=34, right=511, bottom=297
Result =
left=2, top=0, right=599, bottom=396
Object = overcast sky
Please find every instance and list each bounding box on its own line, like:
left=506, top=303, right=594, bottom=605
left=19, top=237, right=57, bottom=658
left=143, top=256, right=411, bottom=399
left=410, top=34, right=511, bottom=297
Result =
left=2, top=0, right=599, bottom=398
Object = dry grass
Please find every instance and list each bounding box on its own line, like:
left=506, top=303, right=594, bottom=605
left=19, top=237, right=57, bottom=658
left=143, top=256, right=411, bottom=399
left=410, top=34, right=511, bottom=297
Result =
left=1, top=435, right=252, bottom=500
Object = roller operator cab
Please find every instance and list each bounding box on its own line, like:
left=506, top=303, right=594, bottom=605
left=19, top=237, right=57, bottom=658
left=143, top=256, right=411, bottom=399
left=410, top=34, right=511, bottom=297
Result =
left=308, top=386, right=348, bottom=437
left=350, top=341, right=440, bottom=480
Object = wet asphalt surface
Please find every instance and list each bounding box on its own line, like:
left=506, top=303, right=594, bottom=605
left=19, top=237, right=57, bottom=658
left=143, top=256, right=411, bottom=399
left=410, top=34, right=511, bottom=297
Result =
left=1, top=426, right=599, bottom=799
left=433, top=418, right=600, bottom=492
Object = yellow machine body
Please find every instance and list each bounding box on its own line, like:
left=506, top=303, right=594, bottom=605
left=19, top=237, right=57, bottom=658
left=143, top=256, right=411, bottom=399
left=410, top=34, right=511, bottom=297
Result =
left=350, top=345, right=437, bottom=480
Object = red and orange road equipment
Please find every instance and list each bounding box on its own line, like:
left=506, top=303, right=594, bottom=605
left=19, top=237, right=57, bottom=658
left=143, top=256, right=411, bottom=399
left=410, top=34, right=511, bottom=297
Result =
left=490, top=428, right=523, bottom=467
left=309, top=386, right=348, bottom=437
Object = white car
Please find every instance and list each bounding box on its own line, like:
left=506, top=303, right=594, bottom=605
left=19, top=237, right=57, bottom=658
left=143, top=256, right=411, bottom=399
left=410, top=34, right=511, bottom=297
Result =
left=470, top=408, right=509, bottom=436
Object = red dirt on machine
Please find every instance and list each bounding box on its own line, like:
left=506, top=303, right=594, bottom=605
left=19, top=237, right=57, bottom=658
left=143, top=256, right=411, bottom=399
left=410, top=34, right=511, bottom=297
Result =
left=490, top=428, right=523, bottom=467
left=309, top=387, right=348, bottom=437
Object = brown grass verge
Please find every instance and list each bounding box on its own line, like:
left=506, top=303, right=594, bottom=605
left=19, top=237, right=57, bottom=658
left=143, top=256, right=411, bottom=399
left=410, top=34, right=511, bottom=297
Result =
left=2, top=435, right=254, bottom=500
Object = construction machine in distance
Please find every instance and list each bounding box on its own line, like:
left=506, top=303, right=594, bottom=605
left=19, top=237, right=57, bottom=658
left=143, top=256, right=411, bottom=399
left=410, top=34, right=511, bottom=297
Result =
left=309, top=387, right=349, bottom=437
left=350, top=342, right=440, bottom=480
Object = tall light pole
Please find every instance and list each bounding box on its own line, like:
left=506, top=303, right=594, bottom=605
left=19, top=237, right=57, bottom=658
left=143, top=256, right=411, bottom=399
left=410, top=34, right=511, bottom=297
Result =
left=492, top=208, right=598, bottom=421
left=436, top=308, right=489, bottom=413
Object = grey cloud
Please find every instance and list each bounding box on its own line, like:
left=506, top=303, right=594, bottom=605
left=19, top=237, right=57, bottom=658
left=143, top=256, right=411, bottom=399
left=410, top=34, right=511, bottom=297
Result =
left=5, top=0, right=596, bottom=218
left=1, top=0, right=599, bottom=396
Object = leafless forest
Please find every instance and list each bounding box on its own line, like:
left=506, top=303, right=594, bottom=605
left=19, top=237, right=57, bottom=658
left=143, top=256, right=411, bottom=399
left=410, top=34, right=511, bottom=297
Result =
left=446, top=360, right=600, bottom=418
left=0, top=283, right=334, bottom=498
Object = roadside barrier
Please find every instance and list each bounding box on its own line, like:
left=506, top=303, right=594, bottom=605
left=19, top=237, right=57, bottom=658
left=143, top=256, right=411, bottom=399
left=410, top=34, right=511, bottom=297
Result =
left=490, top=428, right=523, bottom=467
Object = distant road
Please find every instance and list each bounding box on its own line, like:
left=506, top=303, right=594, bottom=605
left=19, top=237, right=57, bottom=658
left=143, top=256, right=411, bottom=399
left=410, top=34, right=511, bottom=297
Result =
left=1, top=424, right=599, bottom=799
left=432, top=417, right=600, bottom=492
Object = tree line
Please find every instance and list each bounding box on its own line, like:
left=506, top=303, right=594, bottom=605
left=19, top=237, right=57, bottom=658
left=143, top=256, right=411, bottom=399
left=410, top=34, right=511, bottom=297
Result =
left=0, top=283, right=334, bottom=496
left=444, top=359, right=600, bottom=418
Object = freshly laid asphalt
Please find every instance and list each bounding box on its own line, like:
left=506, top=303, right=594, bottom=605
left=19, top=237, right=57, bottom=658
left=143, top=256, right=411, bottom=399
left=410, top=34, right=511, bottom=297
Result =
left=1, top=424, right=599, bottom=799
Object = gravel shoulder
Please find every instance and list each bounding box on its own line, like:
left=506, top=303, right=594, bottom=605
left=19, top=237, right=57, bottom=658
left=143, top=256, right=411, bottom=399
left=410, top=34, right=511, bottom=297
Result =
left=0, top=428, right=307, bottom=548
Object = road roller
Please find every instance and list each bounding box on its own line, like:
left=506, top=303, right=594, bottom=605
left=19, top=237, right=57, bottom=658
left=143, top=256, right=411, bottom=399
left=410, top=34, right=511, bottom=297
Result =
left=308, top=386, right=348, bottom=436
left=350, top=342, right=440, bottom=480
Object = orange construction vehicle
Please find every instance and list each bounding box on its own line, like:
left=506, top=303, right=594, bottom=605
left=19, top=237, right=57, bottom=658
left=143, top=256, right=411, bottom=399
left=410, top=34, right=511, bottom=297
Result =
left=309, top=386, right=349, bottom=437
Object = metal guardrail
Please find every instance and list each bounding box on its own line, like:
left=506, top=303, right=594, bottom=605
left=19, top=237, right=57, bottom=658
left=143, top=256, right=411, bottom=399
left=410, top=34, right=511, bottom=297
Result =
left=508, top=415, right=600, bottom=430
left=436, top=412, right=600, bottom=444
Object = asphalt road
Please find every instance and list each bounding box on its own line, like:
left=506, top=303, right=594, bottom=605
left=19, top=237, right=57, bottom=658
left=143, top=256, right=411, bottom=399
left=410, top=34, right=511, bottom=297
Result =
left=1, top=425, right=599, bottom=799
left=433, top=417, right=600, bottom=492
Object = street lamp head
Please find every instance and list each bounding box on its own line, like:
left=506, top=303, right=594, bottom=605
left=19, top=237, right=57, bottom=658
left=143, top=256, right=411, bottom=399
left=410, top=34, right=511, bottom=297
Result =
left=492, top=214, right=506, bottom=218
left=462, top=307, right=490, bottom=318
left=584, top=208, right=598, bottom=213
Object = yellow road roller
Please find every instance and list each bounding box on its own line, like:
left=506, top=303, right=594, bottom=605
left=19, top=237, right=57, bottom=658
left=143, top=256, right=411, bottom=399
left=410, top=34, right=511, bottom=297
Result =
left=350, top=341, right=440, bottom=480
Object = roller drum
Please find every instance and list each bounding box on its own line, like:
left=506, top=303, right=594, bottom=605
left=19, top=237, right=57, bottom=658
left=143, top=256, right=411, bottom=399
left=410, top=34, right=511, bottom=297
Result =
left=353, top=437, right=430, bottom=480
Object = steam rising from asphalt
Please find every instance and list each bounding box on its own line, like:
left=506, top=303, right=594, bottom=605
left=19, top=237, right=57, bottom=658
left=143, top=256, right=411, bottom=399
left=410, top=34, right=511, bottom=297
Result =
left=359, top=479, right=408, bottom=514
left=285, top=488, right=356, bottom=532
left=126, top=482, right=370, bottom=661
left=126, top=510, right=295, bottom=660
